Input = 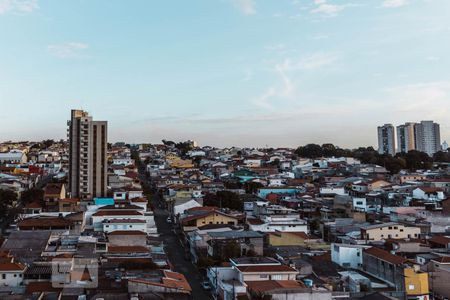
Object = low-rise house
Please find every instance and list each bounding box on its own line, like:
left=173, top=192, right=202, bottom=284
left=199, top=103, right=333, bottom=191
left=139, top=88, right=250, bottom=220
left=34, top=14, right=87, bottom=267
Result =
left=0, top=150, right=27, bottom=164
left=362, top=247, right=429, bottom=298
left=331, top=244, right=371, bottom=269
left=43, top=183, right=66, bottom=208
left=421, top=256, right=450, bottom=298
left=207, top=257, right=301, bottom=300
left=107, top=230, right=147, bottom=247
left=412, top=187, right=446, bottom=201
left=0, top=251, right=26, bottom=289
left=18, top=216, right=75, bottom=231
left=128, top=270, right=191, bottom=296
left=180, top=209, right=240, bottom=232
left=360, top=222, right=421, bottom=241
left=247, top=215, right=308, bottom=233
left=206, top=230, right=264, bottom=259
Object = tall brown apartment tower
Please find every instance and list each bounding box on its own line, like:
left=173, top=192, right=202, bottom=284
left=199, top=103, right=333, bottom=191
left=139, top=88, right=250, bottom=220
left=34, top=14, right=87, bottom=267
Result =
left=68, top=109, right=107, bottom=199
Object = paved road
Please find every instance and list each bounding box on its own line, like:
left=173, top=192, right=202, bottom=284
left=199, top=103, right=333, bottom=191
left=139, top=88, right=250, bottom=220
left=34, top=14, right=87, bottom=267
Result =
left=134, top=156, right=212, bottom=300
left=154, top=208, right=212, bottom=300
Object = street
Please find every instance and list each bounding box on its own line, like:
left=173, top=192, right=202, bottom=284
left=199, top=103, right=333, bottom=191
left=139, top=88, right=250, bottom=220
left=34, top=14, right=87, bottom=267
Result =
left=135, top=159, right=212, bottom=300
left=154, top=208, right=212, bottom=300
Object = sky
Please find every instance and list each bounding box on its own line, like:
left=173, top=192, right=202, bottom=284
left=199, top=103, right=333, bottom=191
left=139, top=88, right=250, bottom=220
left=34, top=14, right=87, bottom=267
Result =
left=0, top=0, right=449, bottom=148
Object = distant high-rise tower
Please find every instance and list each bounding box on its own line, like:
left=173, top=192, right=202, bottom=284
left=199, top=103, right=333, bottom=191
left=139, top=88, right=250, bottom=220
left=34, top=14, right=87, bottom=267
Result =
left=68, top=110, right=108, bottom=199
left=414, top=121, right=441, bottom=156
left=396, top=122, right=416, bottom=153
left=377, top=124, right=395, bottom=155
left=442, top=141, right=449, bottom=152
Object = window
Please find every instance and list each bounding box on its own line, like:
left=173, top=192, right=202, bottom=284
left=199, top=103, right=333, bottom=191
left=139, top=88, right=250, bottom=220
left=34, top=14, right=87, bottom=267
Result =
left=13, top=274, right=17, bottom=277
left=260, top=275, right=268, bottom=278
left=2, top=274, right=5, bottom=279
left=388, top=226, right=392, bottom=230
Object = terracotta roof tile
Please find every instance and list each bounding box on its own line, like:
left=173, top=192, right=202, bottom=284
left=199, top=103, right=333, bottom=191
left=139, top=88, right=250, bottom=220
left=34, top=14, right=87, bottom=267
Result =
left=364, top=247, right=407, bottom=265
left=236, top=265, right=298, bottom=273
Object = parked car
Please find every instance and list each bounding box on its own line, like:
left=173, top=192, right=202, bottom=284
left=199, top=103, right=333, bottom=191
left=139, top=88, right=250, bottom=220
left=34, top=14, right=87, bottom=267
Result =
left=166, top=217, right=172, bottom=223
left=201, top=281, right=211, bottom=290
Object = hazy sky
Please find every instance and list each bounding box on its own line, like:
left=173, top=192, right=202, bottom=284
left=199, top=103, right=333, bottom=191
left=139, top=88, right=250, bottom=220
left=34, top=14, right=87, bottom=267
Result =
left=0, top=0, right=449, bottom=148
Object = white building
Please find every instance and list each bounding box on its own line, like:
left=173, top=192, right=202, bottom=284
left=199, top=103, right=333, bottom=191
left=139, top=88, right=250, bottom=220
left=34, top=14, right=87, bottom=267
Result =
left=378, top=124, right=396, bottom=155
left=0, top=150, right=27, bottom=164
left=415, top=121, right=441, bottom=156
left=331, top=244, right=370, bottom=269
left=412, top=187, right=446, bottom=201
left=397, top=123, right=416, bottom=153
left=0, top=258, right=26, bottom=288
left=248, top=215, right=308, bottom=233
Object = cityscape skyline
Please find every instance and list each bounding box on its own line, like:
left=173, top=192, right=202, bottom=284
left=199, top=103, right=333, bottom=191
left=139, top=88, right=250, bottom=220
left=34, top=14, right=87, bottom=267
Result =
left=1, top=0, right=450, bottom=147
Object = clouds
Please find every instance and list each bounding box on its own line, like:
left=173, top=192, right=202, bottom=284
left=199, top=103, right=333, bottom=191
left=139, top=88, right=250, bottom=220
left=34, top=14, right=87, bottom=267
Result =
left=277, top=52, right=338, bottom=71
left=251, top=52, right=338, bottom=110
left=383, top=82, right=450, bottom=119
left=230, top=0, right=255, bottom=15
left=0, top=0, right=38, bottom=15
left=47, top=42, right=89, bottom=59
left=382, top=0, right=409, bottom=8
left=311, top=0, right=346, bottom=17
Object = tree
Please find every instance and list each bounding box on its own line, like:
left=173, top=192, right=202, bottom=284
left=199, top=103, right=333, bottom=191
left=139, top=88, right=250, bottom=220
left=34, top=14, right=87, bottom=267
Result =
left=42, top=139, right=55, bottom=148
left=20, top=188, right=44, bottom=205
left=434, top=151, right=450, bottom=163
left=204, top=191, right=243, bottom=210
left=0, top=190, right=17, bottom=220
left=162, top=139, right=175, bottom=146
left=197, top=256, right=216, bottom=269
left=321, top=143, right=337, bottom=157
left=243, top=181, right=263, bottom=194
left=295, top=144, right=323, bottom=158
left=222, top=241, right=241, bottom=260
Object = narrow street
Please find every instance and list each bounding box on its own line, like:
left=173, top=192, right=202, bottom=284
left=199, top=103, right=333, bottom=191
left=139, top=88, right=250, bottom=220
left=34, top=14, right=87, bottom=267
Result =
left=135, top=157, right=212, bottom=300
left=154, top=208, right=212, bottom=300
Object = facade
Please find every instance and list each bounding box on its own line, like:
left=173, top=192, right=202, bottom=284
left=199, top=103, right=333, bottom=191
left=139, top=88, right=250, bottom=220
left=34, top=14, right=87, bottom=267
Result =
left=378, top=124, right=396, bottom=155
left=360, top=222, right=421, bottom=241
left=397, top=122, right=416, bottom=153
left=414, top=121, right=441, bottom=156
left=331, top=244, right=370, bottom=269
left=68, top=109, right=108, bottom=199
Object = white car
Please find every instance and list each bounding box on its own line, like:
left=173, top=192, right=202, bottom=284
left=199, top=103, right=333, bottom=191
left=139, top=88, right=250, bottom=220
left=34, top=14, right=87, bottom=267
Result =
left=166, top=217, right=172, bottom=223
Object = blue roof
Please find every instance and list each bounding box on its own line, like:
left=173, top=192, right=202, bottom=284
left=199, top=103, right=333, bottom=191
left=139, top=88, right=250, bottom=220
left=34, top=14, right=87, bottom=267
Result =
left=94, top=198, right=115, bottom=205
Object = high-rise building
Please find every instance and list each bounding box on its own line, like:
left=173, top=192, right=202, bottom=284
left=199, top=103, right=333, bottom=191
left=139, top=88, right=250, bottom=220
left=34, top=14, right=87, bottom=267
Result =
left=377, top=124, right=396, bottom=155
left=414, top=121, right=441, bottom=156
left=396, top=122, right=416, bottom=153
left=68, top=109, right=108, bottom=199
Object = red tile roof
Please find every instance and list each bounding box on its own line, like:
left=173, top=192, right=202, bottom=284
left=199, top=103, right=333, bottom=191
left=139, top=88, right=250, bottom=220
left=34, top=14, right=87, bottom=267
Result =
left=18, top=217, right=73, bottom=229
left=44, top=183, right=64, bottom=196
left=236, top=265, right=298, bottom=273
left=128, top=270, right=192, bottom=293
left=108, top=246, right=149, bottom=253
left=429, top=236, right=450, bottom=245
left=0, top=262, right=25, bottom=271
left=246, top=280, right=305, bottom=293
left=432, top=256, right=450, bottom=264
left=364, top=247, right=407, bottom=265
